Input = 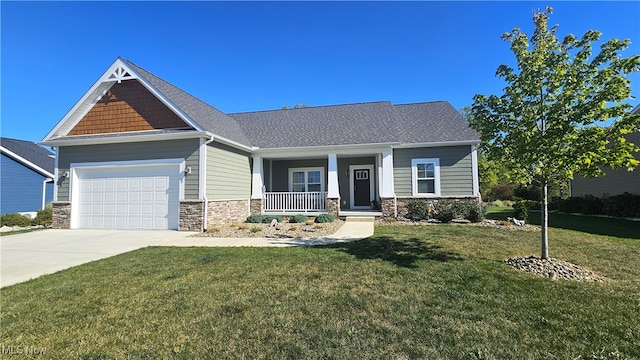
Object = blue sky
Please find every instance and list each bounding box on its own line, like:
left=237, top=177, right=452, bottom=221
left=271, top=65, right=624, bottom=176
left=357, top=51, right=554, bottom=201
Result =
left=2, top=1, right=639, bottom=143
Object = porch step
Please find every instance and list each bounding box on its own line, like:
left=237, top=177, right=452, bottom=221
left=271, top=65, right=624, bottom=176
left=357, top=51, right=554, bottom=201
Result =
left=345, top=216, right=375, bottom=223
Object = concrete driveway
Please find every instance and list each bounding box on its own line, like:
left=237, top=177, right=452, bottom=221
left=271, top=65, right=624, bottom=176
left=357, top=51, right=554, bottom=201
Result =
left=0, top=220, right=373, bottom=288
left=0, top=229, right=196, bottom=288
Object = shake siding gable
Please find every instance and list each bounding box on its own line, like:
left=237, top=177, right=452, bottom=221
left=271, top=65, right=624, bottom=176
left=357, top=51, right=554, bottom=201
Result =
left=69, top=80, right=189, bottom=135
left=56, top=139, right=200, bottom=201
left=393, top=146, right=473, bottom=196
left=206, top=142, right=251, bottom=200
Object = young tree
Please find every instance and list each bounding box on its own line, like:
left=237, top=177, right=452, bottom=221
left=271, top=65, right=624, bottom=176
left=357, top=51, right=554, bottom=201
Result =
left=461, top=106, right=512, bottom=199
left=470, top=7, right=640, bottom=259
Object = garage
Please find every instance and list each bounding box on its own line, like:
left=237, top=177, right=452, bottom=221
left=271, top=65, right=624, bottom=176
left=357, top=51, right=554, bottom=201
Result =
left=73, top=163, right=181, bottom=230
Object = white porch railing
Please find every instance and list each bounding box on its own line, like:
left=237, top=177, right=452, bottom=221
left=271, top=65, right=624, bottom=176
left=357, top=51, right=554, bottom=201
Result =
left=263, top=192, right=328, bottom=213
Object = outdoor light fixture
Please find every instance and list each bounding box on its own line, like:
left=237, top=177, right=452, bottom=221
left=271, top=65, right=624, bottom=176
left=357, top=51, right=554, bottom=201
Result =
left=184, top=167, right=192, bottom=174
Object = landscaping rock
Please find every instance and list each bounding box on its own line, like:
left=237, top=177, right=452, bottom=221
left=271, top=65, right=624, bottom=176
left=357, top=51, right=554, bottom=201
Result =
left=505, top=256, right=607, bottom=282
left=195, top=219, right=343, bottom=239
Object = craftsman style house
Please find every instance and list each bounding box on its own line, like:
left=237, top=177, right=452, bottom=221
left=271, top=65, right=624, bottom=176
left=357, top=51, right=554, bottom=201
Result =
left=41, top=58, right=480, bottom=231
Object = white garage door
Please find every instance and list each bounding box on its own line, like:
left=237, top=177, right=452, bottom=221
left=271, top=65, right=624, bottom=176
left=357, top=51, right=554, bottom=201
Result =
left=76, top=165, right=180, bottom=230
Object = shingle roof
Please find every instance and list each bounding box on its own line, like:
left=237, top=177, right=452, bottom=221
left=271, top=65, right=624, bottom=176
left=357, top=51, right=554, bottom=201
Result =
left=229, top=101, right=479, bottom=148
left=0, top=137, right=55, bottom=175
left=389, top=102, right=480, bottom=144
left=122, top=60, right=478, bottom=149
left=122, top=59, right=253, bottom=146
left=47, top=58, right=479, bottom=150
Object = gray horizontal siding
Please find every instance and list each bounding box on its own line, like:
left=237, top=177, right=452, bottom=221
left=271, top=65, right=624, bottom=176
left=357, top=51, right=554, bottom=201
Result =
left=572, top=170, right=640, bottom=197
left=57, top=139, right=200, bottom=201
left=206, top=142, right=251, bottom=200
left=270, top=159, right=328, bottom=192
left=393, top=146, right=473, bottom=196
left=571, top=132, right=640, bottom=197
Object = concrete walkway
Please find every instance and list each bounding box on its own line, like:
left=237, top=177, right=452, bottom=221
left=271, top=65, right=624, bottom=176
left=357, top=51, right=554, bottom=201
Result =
left=0, top=218, right=374, bottom=287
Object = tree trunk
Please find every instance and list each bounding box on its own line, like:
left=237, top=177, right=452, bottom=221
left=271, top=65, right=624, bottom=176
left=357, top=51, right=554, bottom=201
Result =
left=541, top=181, right=549, bottom=259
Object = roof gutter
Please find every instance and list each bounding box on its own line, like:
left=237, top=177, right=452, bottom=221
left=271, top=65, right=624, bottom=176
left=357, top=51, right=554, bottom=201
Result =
left=0, top=146, right=55, bottom=178
left=393, top=140, right=481, bottom=149
left=253, top=142, right=401, bottom=158
left=38, top=131, right=211, bottom=147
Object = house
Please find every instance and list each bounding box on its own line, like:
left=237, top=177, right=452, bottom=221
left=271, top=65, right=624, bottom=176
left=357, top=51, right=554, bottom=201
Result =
left=0, top=137, right=55, bottom=214
left=570, top=104, right=640, bottom=198
left=40, top=57, right=480, bottom=231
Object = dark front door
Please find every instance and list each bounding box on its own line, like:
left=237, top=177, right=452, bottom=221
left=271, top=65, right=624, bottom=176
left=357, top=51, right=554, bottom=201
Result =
left=353, top=168, right=371, bottom=207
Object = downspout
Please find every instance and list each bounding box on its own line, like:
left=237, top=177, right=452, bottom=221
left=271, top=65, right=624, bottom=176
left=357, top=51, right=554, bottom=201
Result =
left=41, top=179, right=52, bottom=210
left=202, top=136, right=215, bottom=231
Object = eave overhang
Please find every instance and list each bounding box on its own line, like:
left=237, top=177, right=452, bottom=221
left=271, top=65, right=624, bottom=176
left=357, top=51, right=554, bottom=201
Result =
left=39, top=130, right=254, bottom=153
left=0, top=146, right=55, bottom=179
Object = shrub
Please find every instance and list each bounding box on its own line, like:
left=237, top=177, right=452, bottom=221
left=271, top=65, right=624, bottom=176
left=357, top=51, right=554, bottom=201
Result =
left=514, top=185, right=540, bottom=201
left=520, top=199, right=541, bottom=211
left=512, top=201, right=528, bottom=223
left=466, top=202, right=486, bottom=223
left=289, top=214, right=308, bottom=223
left=489, top=183, right=514, bottom=201
left=406, top=199, right=431, bottom=220
left=315, top=213, right=335, bottom=223
left=556, top=195, right=604, bottom=215
left=245, top=214, right=265, bottom=223
left=262, top=215, right=283, bottom=224
left=433, top=201, right=456, bottom=223
left=0, top=213, right=32, bottom=227
left=602, top=193, right=640, bottom=218
left=249, top=226, right=262, bottom=233
left=32, top=207, right=52, bottom=227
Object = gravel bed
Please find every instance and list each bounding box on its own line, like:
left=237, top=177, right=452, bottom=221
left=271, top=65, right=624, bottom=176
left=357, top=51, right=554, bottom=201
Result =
left=376, top=218, right=539, bottom=231
left=193, top=220, right=344, bottom=239
left=505, top=256, right=607, bottom=282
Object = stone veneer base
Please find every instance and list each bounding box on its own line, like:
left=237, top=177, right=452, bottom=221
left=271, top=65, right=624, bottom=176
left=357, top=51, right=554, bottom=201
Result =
left=179, top=200, right=205, bottom=232
left=325, top=197, right=340, bottom=216
left=52, top=201, right=71, bottom=229
left=208, top=199, right=250, bottom=228
left=382, top=196, right=481, bottom=219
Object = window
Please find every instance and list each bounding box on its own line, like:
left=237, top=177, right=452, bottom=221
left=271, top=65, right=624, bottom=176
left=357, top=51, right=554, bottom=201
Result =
left=411, top=158, right=440, bottom=196
left=289, top=167, right=324, bottom=192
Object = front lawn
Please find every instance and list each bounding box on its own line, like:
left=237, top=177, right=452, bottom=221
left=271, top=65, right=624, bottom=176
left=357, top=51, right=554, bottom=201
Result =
left=1, top=224, right=638, bottom=359
left=487, top=205, right=640, bottom=239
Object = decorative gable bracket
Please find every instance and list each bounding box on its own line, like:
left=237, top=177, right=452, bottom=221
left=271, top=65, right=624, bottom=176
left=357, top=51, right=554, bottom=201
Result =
left=107, top=66, right=137, bottom=83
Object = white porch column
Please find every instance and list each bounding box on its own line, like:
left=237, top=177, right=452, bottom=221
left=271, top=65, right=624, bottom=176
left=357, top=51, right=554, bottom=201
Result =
left=327, top=153, right=340, bottom=198
left=251, top=156, right=264, bottom=199
left=380, top=150, right=395, bottom=198
left=471, top=145, right=480, bottom=197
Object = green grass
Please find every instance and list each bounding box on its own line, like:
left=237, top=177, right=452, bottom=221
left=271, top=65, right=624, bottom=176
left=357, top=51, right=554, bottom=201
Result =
left=0, top=228, right=45, bottom=236
left=487, top=205, right=640, bottom=239
left=1, top=224, right=639, bottom=359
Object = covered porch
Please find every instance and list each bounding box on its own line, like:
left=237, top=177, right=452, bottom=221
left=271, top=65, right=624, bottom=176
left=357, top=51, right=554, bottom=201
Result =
left=250, top=147, right=395, bottom=215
